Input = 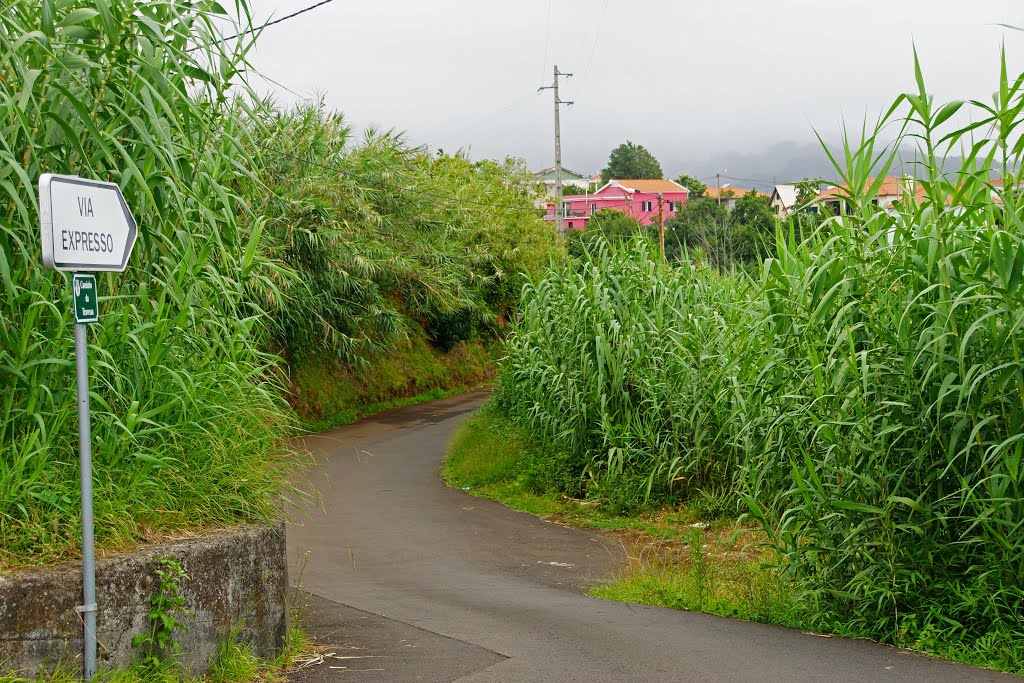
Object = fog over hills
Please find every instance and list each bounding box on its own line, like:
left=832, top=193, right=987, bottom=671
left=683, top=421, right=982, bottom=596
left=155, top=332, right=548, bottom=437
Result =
left=664, top=141, right=992, bottom=190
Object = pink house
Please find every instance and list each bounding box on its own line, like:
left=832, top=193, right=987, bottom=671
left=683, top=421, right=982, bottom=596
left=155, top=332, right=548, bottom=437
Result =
left=546, top=179, right=689, bottom=231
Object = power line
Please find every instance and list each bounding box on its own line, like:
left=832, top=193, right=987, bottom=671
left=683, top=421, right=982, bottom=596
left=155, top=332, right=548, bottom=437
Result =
left=574, top=0, right=609, bottom=100
left=438, top=93, right=539, bottom=141
left=539, top=0, right=553, bottom=84
left=717, top=174, right=780, bottom=186
left=187, top=0, right=339, bottom=52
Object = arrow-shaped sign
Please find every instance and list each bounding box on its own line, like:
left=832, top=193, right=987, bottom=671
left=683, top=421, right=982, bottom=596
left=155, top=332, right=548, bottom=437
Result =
left=39, top=174, right=138, bottom=272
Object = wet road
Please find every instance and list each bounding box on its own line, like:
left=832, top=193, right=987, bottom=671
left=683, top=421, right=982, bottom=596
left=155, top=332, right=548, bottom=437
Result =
left=287, top=390, right=1015, bottom=682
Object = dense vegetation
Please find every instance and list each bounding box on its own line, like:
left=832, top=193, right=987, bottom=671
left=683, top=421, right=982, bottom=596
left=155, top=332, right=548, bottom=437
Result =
left=0, top=0, right=559, bottom=567
left=0, top=0, right=298, bottom=567
left=664, top=192, right=777, bottom=267
left=495, top=54, right=1024, bottom=666
left=244, top=102, right=560, bottom=364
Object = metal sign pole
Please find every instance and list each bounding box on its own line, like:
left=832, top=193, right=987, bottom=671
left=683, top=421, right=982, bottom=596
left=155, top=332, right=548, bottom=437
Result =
left=39, top=174, right=138, bottom=681
left=74, top=300, right=98, bottom=680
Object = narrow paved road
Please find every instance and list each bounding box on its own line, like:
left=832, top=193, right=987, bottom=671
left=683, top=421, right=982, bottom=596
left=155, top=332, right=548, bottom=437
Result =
left=287, top=391, right=1016, bottom=682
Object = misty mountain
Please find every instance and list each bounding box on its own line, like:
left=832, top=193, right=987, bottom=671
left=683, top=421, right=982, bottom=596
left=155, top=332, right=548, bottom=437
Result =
left=666, top=141, right=991, bottom=190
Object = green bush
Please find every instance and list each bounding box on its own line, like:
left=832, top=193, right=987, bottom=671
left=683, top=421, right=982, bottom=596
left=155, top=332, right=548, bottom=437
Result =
left=243, top=102, right=564, bottom=363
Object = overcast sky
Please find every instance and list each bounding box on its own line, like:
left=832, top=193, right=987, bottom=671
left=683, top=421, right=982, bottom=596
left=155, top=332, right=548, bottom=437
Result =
left=238, top=1, right=1023, bottom=181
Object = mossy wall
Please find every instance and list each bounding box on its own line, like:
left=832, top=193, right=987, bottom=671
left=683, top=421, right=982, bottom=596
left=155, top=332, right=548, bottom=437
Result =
left=0, top=526, right=287, bottom=677
left=288, top=335, right=496, bottom=430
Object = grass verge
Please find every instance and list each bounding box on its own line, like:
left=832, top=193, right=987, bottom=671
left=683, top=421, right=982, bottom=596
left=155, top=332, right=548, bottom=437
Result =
left=443, top=407, right=1023, bottom=675
left=0, top=624, right=316, bottom=683
left=290, top=336, right=496, bottom=432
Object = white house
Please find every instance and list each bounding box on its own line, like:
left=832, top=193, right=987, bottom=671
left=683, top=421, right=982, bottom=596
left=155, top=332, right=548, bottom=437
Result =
left=532, top=167, right=594, bottom=207
left=770, top=184, right=800, bottom=216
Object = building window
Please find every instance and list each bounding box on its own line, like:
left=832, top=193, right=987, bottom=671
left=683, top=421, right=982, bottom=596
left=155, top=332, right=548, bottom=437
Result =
left=641, top=201, right=652, bottom=212
left=667, top=201, right=675, bottom=212
left=591, top=203, right=597, bottom=214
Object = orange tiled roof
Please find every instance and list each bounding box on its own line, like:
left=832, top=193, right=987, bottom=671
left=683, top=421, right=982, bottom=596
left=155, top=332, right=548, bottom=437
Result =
left=818, top=176, right=925, bottom=203
left=611, top=179, right=688, bottom=193
left=705, top=186, right=770, bottom=199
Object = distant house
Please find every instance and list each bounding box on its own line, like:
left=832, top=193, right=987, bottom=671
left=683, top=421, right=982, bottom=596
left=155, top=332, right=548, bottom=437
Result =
left=532, top=167, right=594, bottom=206
left=704, top=184, right=770, bottom=211
left=545, top=179, right=689, bottom=230
left=770, top=184, right=801, bottom=216
left=818, top=176, right=924, bottom=214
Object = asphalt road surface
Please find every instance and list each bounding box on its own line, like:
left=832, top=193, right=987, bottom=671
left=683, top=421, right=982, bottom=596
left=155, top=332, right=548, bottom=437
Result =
left=287, top=390, right=1017, bottom=683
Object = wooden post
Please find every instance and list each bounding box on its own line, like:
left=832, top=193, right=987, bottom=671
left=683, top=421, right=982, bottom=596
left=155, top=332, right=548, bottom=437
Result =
left=657, top=192, right=665, bottom=263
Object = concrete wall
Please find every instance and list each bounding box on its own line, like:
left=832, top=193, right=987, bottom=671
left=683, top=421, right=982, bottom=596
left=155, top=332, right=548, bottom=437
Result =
left=0, top=525, right=287, bottom=677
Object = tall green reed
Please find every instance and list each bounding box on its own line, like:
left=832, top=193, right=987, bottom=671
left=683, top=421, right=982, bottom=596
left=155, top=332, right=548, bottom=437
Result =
left=0, top=0, right=300, bottom=567
left=498, top=240, right=753, bottom=510
left=498, top=49, right=1024, bottom=661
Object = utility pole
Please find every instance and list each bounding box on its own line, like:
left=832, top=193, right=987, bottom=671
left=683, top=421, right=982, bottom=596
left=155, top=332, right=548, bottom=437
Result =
left=716, top=172, right=722, bottom=207
left=657, top=192, right=665, bottom=263
left=540, top=65, right=573, bottom=237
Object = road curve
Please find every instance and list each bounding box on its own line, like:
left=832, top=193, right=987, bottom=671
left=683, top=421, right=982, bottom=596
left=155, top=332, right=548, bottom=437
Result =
left=287, top=390, right=1016, bottom=683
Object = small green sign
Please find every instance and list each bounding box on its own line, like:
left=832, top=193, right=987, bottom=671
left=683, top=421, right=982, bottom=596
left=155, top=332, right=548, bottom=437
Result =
left=72, top=273, right=99, bottom=324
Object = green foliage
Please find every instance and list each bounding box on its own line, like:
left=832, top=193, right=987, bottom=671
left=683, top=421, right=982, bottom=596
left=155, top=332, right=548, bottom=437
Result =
left=443, top=410, right=530, bottom=488
left=565, top=209, right=647, bottom=258
left=794, top=178, right=820, bottom=208
left=675, top=174, right=707, bottom=198
left=591, top=546, right=801, bottom=629
left=245, top=102, right=564, bottom=364
left=496, top=49, right=1024, bottom=667
left=132, top=558, right=190, bottom=670
left=730, top=192, right=775, bottom=236
left=601, top=141, right=663, bottom=180
left=205, top=630, right=260, bottom=683
left=0, top=0, right=304, bottom=567
left=664, top=198, right=758, bottom=268
left=291, top=334, right=495, bottom=430
left=498, top=240, right=748, bottom=511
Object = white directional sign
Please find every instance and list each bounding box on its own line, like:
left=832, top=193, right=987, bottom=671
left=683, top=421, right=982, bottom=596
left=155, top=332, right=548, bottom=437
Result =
left=39, top=174, right=138, bottom=272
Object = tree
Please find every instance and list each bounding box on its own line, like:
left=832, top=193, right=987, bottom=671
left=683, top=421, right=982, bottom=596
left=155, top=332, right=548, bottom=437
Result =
left=732, top=191, right=778, bottom=260
left=601, top=141, right=663, bottom=180
left=664, top=198, right=729, bottom=266
left=795, top=178, right=820, bottom=209
left=732, top=191, right=776, bottom=235
left=675, top=174, right=707, bottom=198
left=664, top=195, right=778, bottom=269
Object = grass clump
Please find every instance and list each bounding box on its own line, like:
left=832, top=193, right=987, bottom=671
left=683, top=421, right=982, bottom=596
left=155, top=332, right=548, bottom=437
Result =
left=590, top=530, right=801, bottom=629
left=444, top=409, right=531, bottom=488
left=0, top=625, right=314, bottom=682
